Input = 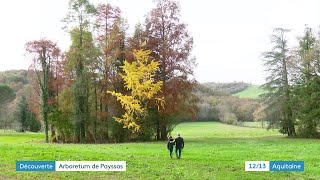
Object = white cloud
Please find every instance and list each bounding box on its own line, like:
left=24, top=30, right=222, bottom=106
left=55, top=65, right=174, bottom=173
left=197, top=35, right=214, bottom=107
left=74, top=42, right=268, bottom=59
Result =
left=1, top=0, right=320, bottom=84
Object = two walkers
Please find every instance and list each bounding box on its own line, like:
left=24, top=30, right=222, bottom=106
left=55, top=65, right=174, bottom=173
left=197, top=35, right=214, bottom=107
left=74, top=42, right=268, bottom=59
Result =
left=167, top=134, right=184, bottom=159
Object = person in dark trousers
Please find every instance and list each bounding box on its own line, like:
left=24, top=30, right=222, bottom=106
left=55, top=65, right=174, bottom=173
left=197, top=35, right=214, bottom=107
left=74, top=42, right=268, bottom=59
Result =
left=167, top=135, right=175, bottom=158
left=175, top=133, right=184, bottom=159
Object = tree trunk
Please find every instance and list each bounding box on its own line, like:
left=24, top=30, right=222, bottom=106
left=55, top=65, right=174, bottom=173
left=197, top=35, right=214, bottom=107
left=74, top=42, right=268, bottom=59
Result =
left=94, top=77, right=98, bottom=143
left=43, top=104, right=49, bottom=143
left=42, top=84, right=49, bottom=143
left=75, top=121, right=80, bottom=143
left=79, top=95, right=86, bottom=143
left=156, top=120, right=161, bottom=140
left=160, top=123, right=167, bottom=140
left=282, top=43, right=296, bottom=137
left=51, top=124, right=57, bottom=143
left=104, top=104, right=109, bottom=142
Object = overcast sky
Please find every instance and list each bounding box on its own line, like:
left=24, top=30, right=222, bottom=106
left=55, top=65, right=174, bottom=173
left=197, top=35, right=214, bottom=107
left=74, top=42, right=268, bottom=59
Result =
left=1, top=0, right=320, bottom=84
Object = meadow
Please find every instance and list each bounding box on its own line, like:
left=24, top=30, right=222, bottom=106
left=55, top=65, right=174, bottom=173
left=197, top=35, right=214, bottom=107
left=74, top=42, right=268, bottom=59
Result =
left=233, top=85, right=265, bottom=99
left=1, top=122, right=320, bottom=179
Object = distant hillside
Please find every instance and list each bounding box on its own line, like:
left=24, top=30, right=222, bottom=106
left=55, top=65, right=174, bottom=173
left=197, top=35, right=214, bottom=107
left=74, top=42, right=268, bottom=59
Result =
left=233, top=85, right=265, bottom=99
left=0, top=70, right=32, bottom=130
left=195, top=82, right=260, bottom=123
left=202, top=82, right=249, bottom=94
left=0, top=70, right=29, bottom=86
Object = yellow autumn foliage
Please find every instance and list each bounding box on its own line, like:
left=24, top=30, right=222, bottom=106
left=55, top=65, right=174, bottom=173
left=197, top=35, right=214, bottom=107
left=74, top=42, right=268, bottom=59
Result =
left=107, top=47, right=164, bottom=132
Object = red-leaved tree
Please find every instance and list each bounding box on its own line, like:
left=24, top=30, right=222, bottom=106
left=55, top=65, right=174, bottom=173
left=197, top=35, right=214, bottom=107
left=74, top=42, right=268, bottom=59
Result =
left=144, top=0, right=197, bottom=140
left=25, top=39, right=61, bottom=143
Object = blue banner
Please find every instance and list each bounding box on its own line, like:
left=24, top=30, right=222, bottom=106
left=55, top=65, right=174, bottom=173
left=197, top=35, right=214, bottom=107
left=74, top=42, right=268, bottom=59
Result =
left=16, top=161, right=126, bottom=172
left=16, top=161, right=56, bottom=172
left=269, top=161, right=304, bottom=171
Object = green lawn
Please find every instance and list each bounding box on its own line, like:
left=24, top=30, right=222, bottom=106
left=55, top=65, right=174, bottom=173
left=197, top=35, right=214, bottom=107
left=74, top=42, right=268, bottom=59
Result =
left=1, top=122, right=319, bottom=179
left=0, top=129, right=16, bottom=133
left=233, top=85, right=265, bottom=99
left=238, top=121, right=268, bottom=128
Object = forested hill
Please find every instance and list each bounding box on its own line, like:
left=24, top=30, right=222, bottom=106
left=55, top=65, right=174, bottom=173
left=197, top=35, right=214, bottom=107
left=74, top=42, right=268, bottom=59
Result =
left=194, top=82, right=262, bottom=124
left=0, top=70, right=40, bottom=131
left=0, top=70, right=29, bottom=86
left=0, top=70, right=31, bottom=100
left=201, top=81, right=250, bottom=95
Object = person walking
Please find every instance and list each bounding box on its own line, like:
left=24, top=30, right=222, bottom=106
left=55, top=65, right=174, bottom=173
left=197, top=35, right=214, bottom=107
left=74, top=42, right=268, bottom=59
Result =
left=175, top=133, right=184, bottom=159
left=167, top=135, right=175, bottom=158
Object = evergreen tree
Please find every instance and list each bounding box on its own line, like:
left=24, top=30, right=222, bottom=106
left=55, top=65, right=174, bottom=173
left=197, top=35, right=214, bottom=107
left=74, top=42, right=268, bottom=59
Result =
left=291, top=27, right=320, bottom=137
left=261, top=28, right=296, bottom=136
left=16, top=96, right=41, bottom=132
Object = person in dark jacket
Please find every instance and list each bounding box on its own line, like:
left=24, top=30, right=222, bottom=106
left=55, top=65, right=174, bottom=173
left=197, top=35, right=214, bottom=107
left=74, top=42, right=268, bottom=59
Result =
left=167, top=135, right=175, bottom=158
left=175, top=133, right=184, bottom=159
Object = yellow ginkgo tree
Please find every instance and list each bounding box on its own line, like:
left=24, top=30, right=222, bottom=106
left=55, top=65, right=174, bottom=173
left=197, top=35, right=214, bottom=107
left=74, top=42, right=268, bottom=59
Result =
left=108, top=46, right=164, bottom=132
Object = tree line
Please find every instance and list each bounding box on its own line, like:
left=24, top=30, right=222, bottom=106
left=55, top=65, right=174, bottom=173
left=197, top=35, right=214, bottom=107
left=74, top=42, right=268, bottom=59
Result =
left=23, top=0, right=196, bottom=143
left=261, top=27, right=320, bottom=138
left=3, top=1, right=318, bottom=141
left=1, top=70, right=259, bottom=133
left=194, top=83, right=260, bottom=124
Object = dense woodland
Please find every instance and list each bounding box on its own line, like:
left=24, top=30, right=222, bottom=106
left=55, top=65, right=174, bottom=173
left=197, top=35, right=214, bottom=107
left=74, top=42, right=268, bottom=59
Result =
left=1, top=0, right=198, bottom=143
left=1, top=0, right=320, bottom=142
left=0, top=69, right=258, bottom=140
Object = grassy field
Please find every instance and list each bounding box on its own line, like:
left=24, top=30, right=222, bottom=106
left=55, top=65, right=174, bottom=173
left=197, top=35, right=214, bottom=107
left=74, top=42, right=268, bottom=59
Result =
left=238, top=121, right=268, bottom=128
left=233, top=85, right=265, bottom=99
left=1, top=122, right=320, bottom=179
left=0, top=129, right=16, bottom=133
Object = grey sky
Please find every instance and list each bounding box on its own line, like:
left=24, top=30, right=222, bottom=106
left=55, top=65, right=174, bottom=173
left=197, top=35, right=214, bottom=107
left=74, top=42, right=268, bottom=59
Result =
left=0, top=0, right=319, bottom=84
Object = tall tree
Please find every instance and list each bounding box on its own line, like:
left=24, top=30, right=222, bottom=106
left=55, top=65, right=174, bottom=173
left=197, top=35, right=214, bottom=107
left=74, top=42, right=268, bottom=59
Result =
left=108, top=47, right=164, bottom=132
left=64, top=28, right=99, bottom=143
left=48, top=53, right=69, bottom=142
left=144, top=0, right=197, bottom=140
left=95, top=3, right=123, bottom=142
left=261, top=28, right=296, bottom=136
left=290, top=26, right=320, bottom=137
left=25, top=39, right=61, bottom=143
left=62, top=0, right=96, bottom=143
